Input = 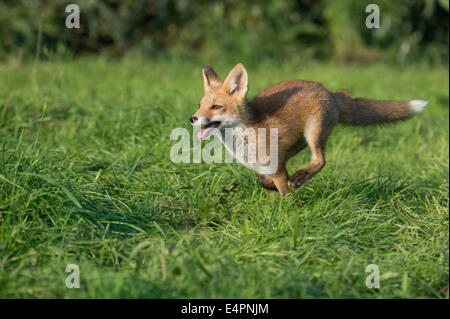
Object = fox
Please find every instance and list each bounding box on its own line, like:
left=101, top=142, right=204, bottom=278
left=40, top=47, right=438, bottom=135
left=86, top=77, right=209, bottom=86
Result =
left=189, top=63, right=428, bottom=196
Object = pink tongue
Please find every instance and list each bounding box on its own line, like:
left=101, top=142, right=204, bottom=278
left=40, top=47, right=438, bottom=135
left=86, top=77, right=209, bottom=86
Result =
left=197, top=128, right=208, bottom=140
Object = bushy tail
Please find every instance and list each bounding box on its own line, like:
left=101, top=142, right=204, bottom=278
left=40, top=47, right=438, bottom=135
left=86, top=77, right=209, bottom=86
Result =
left=334, top=90, right=428, bottom=126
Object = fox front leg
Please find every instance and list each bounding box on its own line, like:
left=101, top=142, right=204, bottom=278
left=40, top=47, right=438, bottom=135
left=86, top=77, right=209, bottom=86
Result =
left=271, top=168, right=290, bottom=196
left=258, top=174, right=277, bottom=191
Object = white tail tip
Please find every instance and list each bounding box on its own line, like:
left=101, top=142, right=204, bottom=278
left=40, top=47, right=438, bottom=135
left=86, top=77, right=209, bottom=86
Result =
left=409, top=100, right=428, bottom=114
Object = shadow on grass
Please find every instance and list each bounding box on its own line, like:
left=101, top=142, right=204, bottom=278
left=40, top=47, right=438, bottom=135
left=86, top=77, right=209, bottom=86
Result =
left=299, top=173, right=444, bottom=209
left=62, top=169, right=446, bottom=238
left=64, top=194, right=200, bottom=238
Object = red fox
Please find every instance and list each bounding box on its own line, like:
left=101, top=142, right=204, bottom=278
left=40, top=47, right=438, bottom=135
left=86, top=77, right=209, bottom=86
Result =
left=189, top=63, right=428, bottom=195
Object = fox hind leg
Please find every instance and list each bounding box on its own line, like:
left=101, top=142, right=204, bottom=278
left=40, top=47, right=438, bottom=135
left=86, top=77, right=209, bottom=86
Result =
left=288, top=143, right=326, bottom=190
left=288, top=116, right=331, bottom=190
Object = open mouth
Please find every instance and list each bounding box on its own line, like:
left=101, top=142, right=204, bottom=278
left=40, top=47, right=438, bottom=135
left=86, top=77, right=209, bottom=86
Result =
left=197, top=121, right=221, bottom=140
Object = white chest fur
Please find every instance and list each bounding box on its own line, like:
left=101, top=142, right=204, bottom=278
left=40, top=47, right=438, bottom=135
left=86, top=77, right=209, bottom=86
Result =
left=217, top=127, right=278, bottom=175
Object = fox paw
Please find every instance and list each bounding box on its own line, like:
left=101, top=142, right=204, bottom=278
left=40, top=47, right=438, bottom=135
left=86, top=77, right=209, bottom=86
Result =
left=288, top=170, right=309, bottom=190
left=258, top=174, right=277, bottom=191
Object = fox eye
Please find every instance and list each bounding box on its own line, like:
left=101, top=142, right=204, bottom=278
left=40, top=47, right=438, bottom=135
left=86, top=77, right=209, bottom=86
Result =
left=211, top=105, right=222, bottom=110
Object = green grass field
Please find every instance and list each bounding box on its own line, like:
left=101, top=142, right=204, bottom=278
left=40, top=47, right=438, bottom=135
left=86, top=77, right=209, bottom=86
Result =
left=0, top=57, right=448, bottom=298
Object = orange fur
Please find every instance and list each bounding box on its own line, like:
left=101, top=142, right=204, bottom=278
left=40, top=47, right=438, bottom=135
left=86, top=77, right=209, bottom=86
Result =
left=191, top=63, right=427, bottom=195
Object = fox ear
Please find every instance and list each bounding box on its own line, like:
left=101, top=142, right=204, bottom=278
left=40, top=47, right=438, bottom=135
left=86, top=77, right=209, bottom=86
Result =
left=223, top=63, right=248, bottom=100
left=202, top=66, right=222, bottom=91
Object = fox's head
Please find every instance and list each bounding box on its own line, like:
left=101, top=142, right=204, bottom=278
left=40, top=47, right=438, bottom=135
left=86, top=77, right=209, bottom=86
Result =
left=190, top=63, right=248, bottom=140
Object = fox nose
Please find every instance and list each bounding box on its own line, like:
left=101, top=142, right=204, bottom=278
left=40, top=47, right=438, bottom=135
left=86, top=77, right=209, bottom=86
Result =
left=189, top=116, right=198, bottom=124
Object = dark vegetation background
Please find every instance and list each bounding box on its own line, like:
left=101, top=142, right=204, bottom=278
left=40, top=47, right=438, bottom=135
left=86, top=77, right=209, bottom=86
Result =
left=0, top=0, right=448, bottom=65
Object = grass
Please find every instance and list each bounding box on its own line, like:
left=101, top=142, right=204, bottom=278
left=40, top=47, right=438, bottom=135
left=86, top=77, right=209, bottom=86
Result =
left=0, top=56, right=448, bottom=298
